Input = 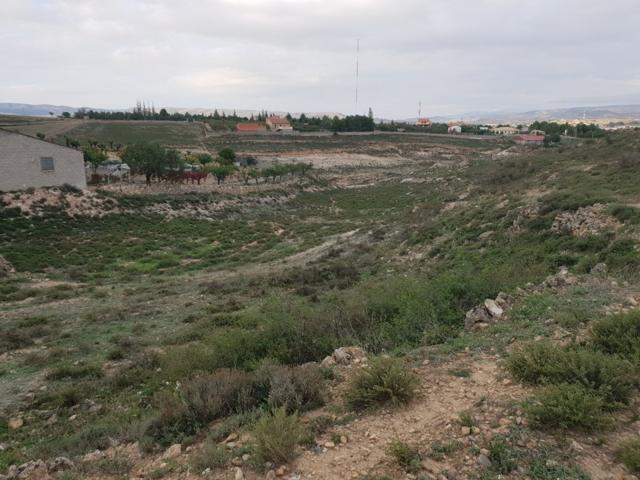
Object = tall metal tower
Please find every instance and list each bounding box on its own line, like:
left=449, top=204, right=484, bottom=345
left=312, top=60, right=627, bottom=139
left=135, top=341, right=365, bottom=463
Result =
left=355, top=39, right=360, bottom=115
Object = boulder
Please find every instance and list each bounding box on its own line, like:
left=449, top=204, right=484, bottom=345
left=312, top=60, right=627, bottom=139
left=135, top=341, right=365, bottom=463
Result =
left=234, top=467, right=245, bottom=480
left=162, top=443, right=182, bottom=459
left=8, top=418, right=23, bottom=430
left=47, top=457, right=73, bottom=472
left=321, top=346, right=367, bottom=367
left=484, top=299, right=503, bottom=318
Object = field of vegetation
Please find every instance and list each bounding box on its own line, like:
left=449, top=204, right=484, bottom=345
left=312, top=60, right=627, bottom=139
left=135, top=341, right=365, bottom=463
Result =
left=1, top=130, right=640, bottom=479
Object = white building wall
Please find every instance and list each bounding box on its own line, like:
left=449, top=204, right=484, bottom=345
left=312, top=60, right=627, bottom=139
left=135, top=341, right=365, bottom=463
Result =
left=0, top=130, right=87, bottom=191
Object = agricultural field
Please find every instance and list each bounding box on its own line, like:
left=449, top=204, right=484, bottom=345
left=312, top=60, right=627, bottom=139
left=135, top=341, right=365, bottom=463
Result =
left=1, top=131, right=640, bottom=480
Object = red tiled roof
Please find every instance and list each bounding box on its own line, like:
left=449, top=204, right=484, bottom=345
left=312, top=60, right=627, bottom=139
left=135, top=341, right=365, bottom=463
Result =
left=513, top=134, right=545, bottom=142
left=237, top=123, right=265, bottom=132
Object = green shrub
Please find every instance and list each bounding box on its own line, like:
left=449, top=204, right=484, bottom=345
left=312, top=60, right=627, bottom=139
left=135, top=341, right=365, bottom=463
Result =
left=254, top=362, right=325, bottom=413
left=590, top=311, right=640, bottom=361
left=46, top=364, right=103, bottom=380
left=191, top=439, right=231, bottom=470
left=181, top=369, right=258, bottom=423
left=254, top=408, right=302, bottom=464
left=528, top=458, right=590, bottom=480
left=525, top=383, right=611, bottom=432
left=429, top=439, right=463, bottom=460
left=345, top=357, right=418, bottom=411
left=487, top=436, right=518, bottom=474
left=615, top=438, right=640, bottom=474
left=506, top=343, right=637, bottom=405
left=386, top=440, right=422, bottom=474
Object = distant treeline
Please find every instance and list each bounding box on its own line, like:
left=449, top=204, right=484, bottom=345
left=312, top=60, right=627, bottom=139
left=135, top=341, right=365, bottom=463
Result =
left=529, top=121, right=606, bottom=138
left=75, top=104, right=271, bottom=123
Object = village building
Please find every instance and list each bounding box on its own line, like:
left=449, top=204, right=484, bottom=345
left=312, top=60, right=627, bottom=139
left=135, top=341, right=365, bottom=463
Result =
left=513, top=134, right=545, bottom=145
left=416, top=117, right=432, bottom=127
left=236, top=123, right=267, bottom=133
left=528, top=129, right=546, bottom=136
left=266, top=116, right=293, bottom=132
left=447, top=122, right=463, bottom=134
left=0, top=129, right=87, bottom=191
left=492, top=126, right=519, bottom=135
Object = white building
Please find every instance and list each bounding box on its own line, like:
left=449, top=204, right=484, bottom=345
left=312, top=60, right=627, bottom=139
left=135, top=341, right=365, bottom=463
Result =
left=0, top=129, right=87, bottom=191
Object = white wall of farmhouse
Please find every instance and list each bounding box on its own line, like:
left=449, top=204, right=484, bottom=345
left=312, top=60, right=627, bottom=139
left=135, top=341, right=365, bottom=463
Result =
left=0, top=130, right=87, bottom=191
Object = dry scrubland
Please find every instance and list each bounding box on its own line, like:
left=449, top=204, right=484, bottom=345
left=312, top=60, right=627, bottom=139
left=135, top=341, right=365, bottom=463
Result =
left=1, top=128, right=640, bottom=480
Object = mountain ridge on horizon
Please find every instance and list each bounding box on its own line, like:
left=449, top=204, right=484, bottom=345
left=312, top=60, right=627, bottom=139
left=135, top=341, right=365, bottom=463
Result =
left=2, top=102, right=640, bottom=124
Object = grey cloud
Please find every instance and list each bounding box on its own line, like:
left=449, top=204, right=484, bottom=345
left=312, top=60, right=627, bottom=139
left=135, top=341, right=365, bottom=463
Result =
left=1, top=0, right=639, bottom=117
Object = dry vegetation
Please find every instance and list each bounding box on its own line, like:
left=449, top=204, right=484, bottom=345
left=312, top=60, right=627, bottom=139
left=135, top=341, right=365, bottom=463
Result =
left=1, top=128, right=640, bottom=480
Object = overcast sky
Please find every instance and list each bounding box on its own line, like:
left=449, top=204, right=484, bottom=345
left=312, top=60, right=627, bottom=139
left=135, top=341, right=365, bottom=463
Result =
left=2, top=0, right=640, bottom=118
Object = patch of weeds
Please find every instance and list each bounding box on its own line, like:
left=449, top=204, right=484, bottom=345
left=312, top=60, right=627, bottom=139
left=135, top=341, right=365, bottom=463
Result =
left=386, top=440, right=422, bottom=474
left=528, top=458, right=590, bottom=479
left=590, top=310, right=640, bottom=361
left=525, top=383, right=611, bottom=432
left=506, top=342, right=637, bottom=405
left=430, top=439, right=463, bottom=460
left=46, top=364, right=103, bottom=381
left=254, top=408, right=302, bottom=464
left=615, top=438, right=640, bottom=474
left=191, top=438, right=231, bottom=471
left=449, top=368, right=472, bottom=378
left=345, top=357, right=418, bottom=411
left=90, top=457, right=132, bottom=476
left=458, top=410, right=478, bottom=428
left=487, top=435, right=518, bottom=474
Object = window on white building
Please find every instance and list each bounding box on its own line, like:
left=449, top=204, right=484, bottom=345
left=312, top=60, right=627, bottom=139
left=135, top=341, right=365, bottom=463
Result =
left=40, top=157, right=55, bottom=172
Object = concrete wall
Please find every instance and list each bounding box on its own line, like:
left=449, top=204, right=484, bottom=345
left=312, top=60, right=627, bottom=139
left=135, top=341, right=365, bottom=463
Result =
left=0, top=130, right=87, bottom=191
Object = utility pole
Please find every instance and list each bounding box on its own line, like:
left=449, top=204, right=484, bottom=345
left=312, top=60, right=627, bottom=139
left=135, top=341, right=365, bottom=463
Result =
left=355, top=39, right=360, bottom=116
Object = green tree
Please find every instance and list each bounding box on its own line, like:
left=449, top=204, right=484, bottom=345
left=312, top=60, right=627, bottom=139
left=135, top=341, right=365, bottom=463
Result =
left=61, top=112, right=71, bottom=118
left=121, top=143, right=172, bottom=184
left=218, top=147, right=236, bottom=165
left=83, top=147, right=108, bottom=173
left=196, top=153, right=214, bottom=166
left=210, top=164, right=235, bottom=184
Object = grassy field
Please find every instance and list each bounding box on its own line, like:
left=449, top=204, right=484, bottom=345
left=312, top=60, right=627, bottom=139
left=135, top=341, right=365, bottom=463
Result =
left=1, top=131, right=639, bottom=478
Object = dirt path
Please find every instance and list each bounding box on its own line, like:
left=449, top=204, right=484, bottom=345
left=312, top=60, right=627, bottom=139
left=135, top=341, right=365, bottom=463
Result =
left=293, top=354, right=526, bottom=479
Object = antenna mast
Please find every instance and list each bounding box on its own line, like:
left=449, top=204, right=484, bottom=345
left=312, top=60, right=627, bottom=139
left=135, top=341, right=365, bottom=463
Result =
left=418, top=101, right=422, bottom=118
left=355, top=39, right=360, bottom=115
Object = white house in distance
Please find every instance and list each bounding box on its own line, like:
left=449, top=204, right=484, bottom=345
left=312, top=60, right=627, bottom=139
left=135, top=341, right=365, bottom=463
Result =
left=266, top=115, right=293, bottom=132
left=0, top=129, right=87, bottom=191
left=492, top=126, right=519, bottom=135
left=448, top=121, right=463, bottom=134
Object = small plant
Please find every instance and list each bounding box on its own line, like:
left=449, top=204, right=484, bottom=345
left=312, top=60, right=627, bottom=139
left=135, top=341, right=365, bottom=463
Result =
left=458, top=410, right=477, bottom=428
left=345, top=357, right=418, bottom=411
left=191, top=439, right=231, bottom=470
left=254, top=408, right=302, bottom=464
left=590, top=311, right=640, bottom=361
left=429, top=440, right=463, bottom=460
left=487, top=436, right=518, bottom=474
left=528, top=458, right=590, bottom=479
left=525, top=383, right=611, bottom=432
left=506, top=342, right=637, bottom=405
left=615, top=438, right=640, bottom=474
left=386, top=440, right=422, bottom=474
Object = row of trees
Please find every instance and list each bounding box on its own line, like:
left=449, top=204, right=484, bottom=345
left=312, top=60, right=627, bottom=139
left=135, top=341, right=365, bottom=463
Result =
left=76, top=106, right=277, bottom=123
left=114, top=144, right=311, bottom=185
left=529, top=121, right=605, bottom=138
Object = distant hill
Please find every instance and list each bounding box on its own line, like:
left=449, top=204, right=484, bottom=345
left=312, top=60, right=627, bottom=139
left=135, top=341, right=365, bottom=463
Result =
left=425, top=104, right=640, bottom=125
left=0, top=103, right=345, bottom=120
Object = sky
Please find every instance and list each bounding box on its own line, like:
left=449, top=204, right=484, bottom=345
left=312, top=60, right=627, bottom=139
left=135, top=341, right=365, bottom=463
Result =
left=1, top=0, right=640, bottom=118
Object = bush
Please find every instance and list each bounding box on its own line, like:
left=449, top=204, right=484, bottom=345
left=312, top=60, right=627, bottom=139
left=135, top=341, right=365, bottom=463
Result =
left=345, top=357, right=418, bottom=411
left=386, top=440, right=422, bottom=474
left=254, top=408, right=302, bottom=464
left=528, top=458, right=590, bottom=479
left=191, top=439, right=231, bottom=470
left=616, top=439, right=640, bottom=474
left=182, top=369, right=258, bottom=423
left=487, top=436, right=518, bottom=474
left=590, top=311, right=640, bottom=361
left=506, top=342, right=637, bottom=405
left=255, top=362, right=325, bottom=413
left=525, top=383, right=611, bottom=432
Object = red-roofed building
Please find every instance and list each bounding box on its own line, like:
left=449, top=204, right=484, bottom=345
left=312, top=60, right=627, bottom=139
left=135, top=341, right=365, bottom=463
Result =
left=266, top=116, right=293, bottom=132
left=513, top=134, right=545, bottom=145
left=237, top=123, right=266, bottom=133
left=416, top=117, right=432, bottom=127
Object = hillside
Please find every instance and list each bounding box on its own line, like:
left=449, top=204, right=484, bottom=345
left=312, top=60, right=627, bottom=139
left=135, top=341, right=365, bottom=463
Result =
left=1, top=131, right=640, bottom=480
